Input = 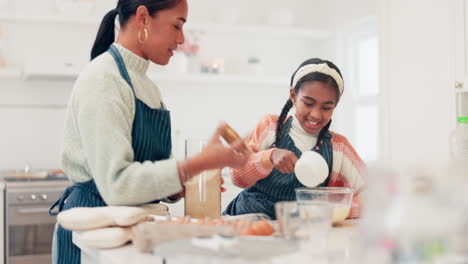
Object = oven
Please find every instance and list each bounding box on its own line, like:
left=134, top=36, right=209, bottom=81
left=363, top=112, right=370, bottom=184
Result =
left=4, top=178, right=69, bottom=264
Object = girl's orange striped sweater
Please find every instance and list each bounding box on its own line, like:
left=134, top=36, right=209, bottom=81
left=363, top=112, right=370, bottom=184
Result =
left=231, top=114, right=367, bottom=218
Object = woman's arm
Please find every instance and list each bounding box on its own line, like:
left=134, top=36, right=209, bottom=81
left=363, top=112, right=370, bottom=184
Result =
left=76, top=82, right=249, bottom=205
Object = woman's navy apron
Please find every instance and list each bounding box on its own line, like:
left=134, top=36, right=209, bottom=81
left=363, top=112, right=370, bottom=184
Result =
left=224, top=117, right=333, bottom=220
left=49, top=44, right=172, bottom=264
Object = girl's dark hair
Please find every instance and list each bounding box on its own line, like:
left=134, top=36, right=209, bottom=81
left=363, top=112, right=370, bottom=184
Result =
left=274, top=58, right=343, bottom=146
left=90, top=0, right=182, bottom=60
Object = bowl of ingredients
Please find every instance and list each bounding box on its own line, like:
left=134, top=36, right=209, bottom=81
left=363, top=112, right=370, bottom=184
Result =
left=295, top=187, right=353, bottom=223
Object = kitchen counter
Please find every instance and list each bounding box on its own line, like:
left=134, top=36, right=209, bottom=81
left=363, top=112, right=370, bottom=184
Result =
left=74, top=233, right=162, bottom=264
left=73, top=220, right=361, bottom=264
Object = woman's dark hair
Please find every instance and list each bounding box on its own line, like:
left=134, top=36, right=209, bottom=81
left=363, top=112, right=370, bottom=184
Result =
left=90, top=0, right=183, bottom=60
left=274, top=58, right=343, bottom=146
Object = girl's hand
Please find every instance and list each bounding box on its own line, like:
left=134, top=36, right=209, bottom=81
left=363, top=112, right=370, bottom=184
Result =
left=270, top=149, right=298, bottom=174
left=221, top=176, right=226, bottom=192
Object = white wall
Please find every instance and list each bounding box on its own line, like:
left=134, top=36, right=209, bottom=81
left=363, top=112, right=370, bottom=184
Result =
left=380, top=0, right=455, bottom=167
left=1, top=0, right=456, bottom=170
left=0, top=0, right=376, bottom=169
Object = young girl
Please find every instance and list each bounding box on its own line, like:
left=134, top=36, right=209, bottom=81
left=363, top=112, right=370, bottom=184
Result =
left=224, top=58, right=366, bottom=220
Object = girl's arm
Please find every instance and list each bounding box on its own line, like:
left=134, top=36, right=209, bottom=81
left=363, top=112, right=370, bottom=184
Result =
left=329, top=133, right=367, bottom=218
left=231, top=115, right=279, bottom=188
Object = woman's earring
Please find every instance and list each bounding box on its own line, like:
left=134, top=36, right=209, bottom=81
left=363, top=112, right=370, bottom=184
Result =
left=138, top=28, right=148, bottom=44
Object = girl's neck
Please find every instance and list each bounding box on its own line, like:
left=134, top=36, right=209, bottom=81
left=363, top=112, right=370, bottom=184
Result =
left=292, top=115, right=319, bottom=137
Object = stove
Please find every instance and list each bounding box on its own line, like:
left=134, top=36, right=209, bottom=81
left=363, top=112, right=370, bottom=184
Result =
left=3, top=173, right=70, bottom=264
left=3, top=174, right=67, bottom=183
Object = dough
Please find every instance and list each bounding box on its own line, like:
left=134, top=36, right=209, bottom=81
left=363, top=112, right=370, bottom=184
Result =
left=80, top=227, right=132, bottom=249
left=58, top=205, right=166, bottom=231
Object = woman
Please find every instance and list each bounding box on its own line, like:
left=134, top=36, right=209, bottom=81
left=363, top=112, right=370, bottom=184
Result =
left=224, top=58, right=366, bottom=220
left=49, top=1, right=249, bottom=263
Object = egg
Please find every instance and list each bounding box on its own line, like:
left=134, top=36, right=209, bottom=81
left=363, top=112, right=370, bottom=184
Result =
left=239, top=220, right=274, bottom=236
left=251, top=220, right=274, bottom=236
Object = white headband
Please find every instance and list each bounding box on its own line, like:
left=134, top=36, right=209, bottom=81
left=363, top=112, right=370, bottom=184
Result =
left=291, top=63, right=344, bottom=95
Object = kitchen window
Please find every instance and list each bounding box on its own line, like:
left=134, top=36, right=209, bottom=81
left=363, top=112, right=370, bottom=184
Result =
left=334, top=17, right=382, bottom=163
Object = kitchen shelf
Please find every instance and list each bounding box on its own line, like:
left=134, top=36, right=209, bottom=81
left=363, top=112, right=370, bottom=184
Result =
left=185, top=23, right=332, bottom=39
left=0, top=14, right=331, bottom=38
left=149, top=73, right=289, bottom=86
left=23, top=68, right=80, bottom=81
left=0, top=13, right=99, bottom=25
left=0, top=68, right=22, bottom=79
left=5, top=67, right=288, bottom=86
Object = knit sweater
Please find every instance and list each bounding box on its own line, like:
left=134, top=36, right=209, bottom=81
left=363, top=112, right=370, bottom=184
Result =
left=231, top=114, right=366, bottom=218
left=267, top=115, right=319, bottom=153
left=61, top=43, right=182, bottom=206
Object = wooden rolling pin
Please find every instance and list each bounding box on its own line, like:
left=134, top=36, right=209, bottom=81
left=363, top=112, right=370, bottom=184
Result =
left=220, top=123, right=249, bottom=154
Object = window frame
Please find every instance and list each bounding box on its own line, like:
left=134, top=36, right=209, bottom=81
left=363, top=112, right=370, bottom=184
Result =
left=333, top=16, right=386, bottom=164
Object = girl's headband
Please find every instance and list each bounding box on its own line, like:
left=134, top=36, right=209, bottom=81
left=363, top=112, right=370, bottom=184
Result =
left=291, top=63, right=344, bottom=95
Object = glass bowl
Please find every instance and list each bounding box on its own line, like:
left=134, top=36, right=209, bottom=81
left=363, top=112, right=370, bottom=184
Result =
left=295, top=187, right=354, bottom=223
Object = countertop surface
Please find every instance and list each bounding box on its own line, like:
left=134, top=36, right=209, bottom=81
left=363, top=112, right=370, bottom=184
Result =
left=73, top=220, right=361, bottom=264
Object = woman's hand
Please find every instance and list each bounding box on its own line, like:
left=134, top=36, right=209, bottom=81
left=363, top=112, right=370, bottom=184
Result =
left=270, top=149, right=298, bottom=174
left=201, top=122, right=251, bottom=169
left=173, top=174, right=226, bottom=197
left=178, top=123, right=251, bottom=186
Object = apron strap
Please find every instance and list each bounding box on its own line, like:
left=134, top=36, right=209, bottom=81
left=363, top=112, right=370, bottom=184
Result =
left=49, top=185, right=74, bottom=216
left=108, top=45, right=135, bottom=90
left=107, top=44, right=166, bottom=109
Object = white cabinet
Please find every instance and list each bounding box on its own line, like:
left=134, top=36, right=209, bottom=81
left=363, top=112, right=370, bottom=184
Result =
left=455, top=0, right=468, bottom=116
left=455, top=0, right=468, bottom=92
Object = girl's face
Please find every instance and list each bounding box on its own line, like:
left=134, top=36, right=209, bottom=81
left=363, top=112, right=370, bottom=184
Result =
left=143, top=0, right=188, bottom=65
left=290, top=81, right=338, bottom=135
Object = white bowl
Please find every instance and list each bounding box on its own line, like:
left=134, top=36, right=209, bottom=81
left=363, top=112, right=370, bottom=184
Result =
left=294, top=151, right=328, bottom=187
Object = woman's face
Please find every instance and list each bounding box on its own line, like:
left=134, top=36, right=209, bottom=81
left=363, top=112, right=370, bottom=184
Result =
left=143, top=0, right=188, bottom=65
left=290, top=81, right=337, bottom=135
